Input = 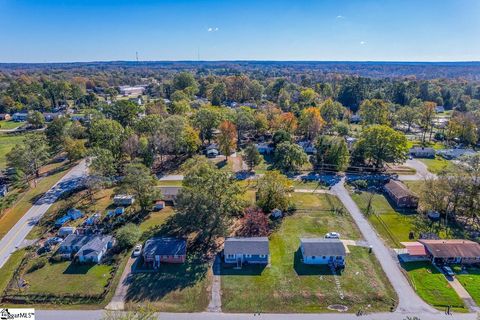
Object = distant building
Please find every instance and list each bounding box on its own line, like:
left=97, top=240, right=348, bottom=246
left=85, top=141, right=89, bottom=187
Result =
left=435, top=106, right=445, bottom=113
left=384, top=180, right=419, bottom=209
left=58, top=226, right=76, bottom=238
left=224, top=237, right=270, bottom=266
left=409, top=147, right=435, bottom=158
left=113, top=195, right=135, bottom=206
left=12, top=112, right=28, bottom=122
left=350, top=114, right=361, bottom=123
left=159, top=186, right=182, bottom=203
left=43, top=112, right=62, bottom=122
left=143, top=237, right=187, bottom=268
left=345, top=136, right=357, bottom=149
left=437, top=149, right=476, bottom=160
left=118, top=85, right=146, bottom=96
left=300, top=238, right=346, bottom=267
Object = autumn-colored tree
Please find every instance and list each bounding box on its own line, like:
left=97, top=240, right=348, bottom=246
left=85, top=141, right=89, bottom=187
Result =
left=237, top=207, right=270, bottom=237
left=272, top=112, right=298, bottom=134
left=299, top=107, right=325, bottom=140
left=218, top=120, right=237, bottom=160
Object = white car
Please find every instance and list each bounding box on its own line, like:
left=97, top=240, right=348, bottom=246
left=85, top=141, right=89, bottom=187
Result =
left=325, top=232, right=340, bottom=239
left=132, top=244, right=142, bottom=257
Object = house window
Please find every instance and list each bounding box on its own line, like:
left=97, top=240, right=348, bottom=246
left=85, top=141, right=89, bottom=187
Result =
left=245, top=254, right=252, bottom=258
left=259, top=254, right=266, bottom=258
left=227, top=254, right=235, bottom=258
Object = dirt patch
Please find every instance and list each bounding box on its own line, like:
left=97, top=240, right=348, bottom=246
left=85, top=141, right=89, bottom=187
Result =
left=328, top=304, right=349, bottom=312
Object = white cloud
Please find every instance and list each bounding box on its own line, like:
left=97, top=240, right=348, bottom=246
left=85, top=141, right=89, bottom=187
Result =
left=360, top=41, right=366, bottom=45
left=336, top=15, right=345, bottom=19
left=208, top=27, right=219, bottom=32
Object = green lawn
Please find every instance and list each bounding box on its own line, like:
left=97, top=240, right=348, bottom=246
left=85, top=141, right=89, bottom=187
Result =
left=420, top=157, right=452, bottom=174
left=292, top=180, right=327, bottom=190
left=0, top=249, right=26, bottom=295
left=403, top=181, right=424, bottom=195
left=351, top=191, right=417, bottom=248
left=453, top=266, right=480, bottom=305
left=221, top=192, right=397, bottom=313
left=20, top=261, right=113, bottom=296
left=0, top=120, right=23, bottom=130
left=125, top=253, right=211, bottom=312
left=139, top=206, right=176, bottom=233
left=0, top=162, right=72, bottom=241
left=402, top=262, right=465, bottom=311
left=0, top=133, right=27, bottom=169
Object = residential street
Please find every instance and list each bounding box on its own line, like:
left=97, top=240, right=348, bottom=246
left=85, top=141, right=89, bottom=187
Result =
left=0, top=159, right=88, bottom=269
left=331, top=178, right=437, bottom=314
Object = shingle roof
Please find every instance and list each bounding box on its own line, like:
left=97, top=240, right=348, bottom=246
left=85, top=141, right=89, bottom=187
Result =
left=144, top=237, right=187, bottom=256
left=384, top=180, right=416, bottom=199
left=301, top=238, right=346, bottom=256
left=419, top=239, right=480, bottom=258
left=224, top=237, right=269, bottom=256
left=159, top=186, right=182, bottom=197
left=77, top=236, right=114, bottom=258
left=61, top=234, right=92, bottom=248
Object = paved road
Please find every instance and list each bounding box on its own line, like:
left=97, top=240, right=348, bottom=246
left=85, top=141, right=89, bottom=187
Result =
left=0, top=160, right=88, bottom=269
left=331, top=178, right=437, bottom=314
left=398, top=159, right=437, bottom=181
left=36, top=310, right=478, bottom=320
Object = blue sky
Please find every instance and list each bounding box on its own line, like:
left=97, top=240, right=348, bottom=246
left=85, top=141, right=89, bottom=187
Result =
left=0, top=0, right=479, bottom=62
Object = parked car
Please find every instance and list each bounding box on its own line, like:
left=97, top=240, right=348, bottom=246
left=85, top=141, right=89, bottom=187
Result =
left=442, top=266, right=455, bottom=277
left=325, top=232, right=340, bottom=239
left=132, top=244, right=142, bottom=257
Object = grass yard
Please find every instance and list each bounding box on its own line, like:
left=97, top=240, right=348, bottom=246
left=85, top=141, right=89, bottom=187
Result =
left=420, top=157, right=452, bottom=174
left=0, top=162, right=72, bottom=241
left=403, top=181, right=424, bottom=195
left=0, top=249, right=26, bottom=295
left=221, top=192, right=397, bottom=313
left=293, top=180, right=328, bottom=190
left=452, top=266, right=480, bottom=305
left=0, top=120, right=23, bottom=130
left=125, top=253, right=211, bottom=312
left=402, top=262, right=465, bottom=311
left=20, top=261, right=113, bottom=296
left=0, top=133, right=27, bottom=169
left=139, top=206, right=176, bottom=233
left=350, top=191, right=417, bottom=248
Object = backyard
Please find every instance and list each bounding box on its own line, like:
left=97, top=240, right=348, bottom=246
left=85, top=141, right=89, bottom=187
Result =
left=419, top=157, right=452, bottom=174
left=402, top=261, right=466, bottom=311
left=452, top=265, right=480, bottom=305
left=220, top=192, right=397, bottom=313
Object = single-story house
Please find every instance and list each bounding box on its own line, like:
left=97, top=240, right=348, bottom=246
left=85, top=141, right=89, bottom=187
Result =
left=143, top=237, right=187, bottom=268
left=224, top=237, right=269, bottom=266
left=153, top=200, right=165, bottom=211
left=437, top=149, right=476, bottom=160
left=113, top=195, right=135, bottom=206
left=12, top=112, right=28, bottom=122
left=118, top=85, right=146, bottom=96
left=43, top=112, right=62, bottom=122
left=384, top=180, right=419, bottom=209
left=419, top=239, right=480, bottom=265
left=159, top=186, right=182, bottom=203
left=255, top=143, right=274, bottom=154
left=0, top=113, right=11, bottom=120
left=300, top=238, right=346, bottom=267
left=75, top=235, right=115, bottom=264
left=59, top=234, right=115, bottom=263
left=58, top=226, right=76, bottom=237
left=409, top=147, right=435, bottom=159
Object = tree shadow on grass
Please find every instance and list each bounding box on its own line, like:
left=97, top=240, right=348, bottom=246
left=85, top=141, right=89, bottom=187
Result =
left=293, top=248, right=333, bottom=276
left=125, top=251, right=208, bottom=303
left=63, top=262, right=95, bottom=275
left=219, top=262, right=266, bottom=276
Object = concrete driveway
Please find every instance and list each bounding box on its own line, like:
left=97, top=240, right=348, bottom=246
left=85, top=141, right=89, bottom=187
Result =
left=398, top=159, right=437, bottom=181
left=106, top=255, right=138, bottom=310
left=0, top=160, right=88, bottom=269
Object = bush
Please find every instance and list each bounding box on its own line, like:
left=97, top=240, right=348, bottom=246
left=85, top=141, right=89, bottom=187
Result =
left=116, top=223, right=142, bottom=250
left=27, top=257, right=47, bottom=273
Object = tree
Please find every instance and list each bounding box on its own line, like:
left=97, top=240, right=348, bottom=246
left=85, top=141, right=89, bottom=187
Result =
left=89, top=119, right=124, bottom=155
left=175, top=157, right=245, bottom=243
left=319, top=98, right=346, bottom=128
left=272, top=130, right=292, bottom=148
left=237, top=207, right=270, bottom=237
left=210, top=82, right=226, bottom=106
left=418, top=101, right=436, bottom=143
left=117, top=163, right=160, bottom=212
left=312, top=135, right=350, bottom=171
left=105, top=100, right=143, bottom=127
left=170, top=99, right=191, bottom=115
left=355, top=125, right=408, bottom=169
left=27, top=111, right=45, bottom=129
left=359, top=99, right=390, bottom=126
left=116, top=223, right=142, bottom=250
left=173, top=72, right=198, bottom=96
left=236, top=107, right=256, bottom=140
left=63, top=137, right=87, bottom=162
left=7, top=134, right=49, bottom=182
left=244, top=144, right=261, bottom=171
left=396, top=106, right=418, bottom=132
left=90, top=147, right=118, bottom=177
left=218, top=120, right=237, bottom=160
left=256, top=171, right=292, bottom=213
left=299, top=107, right=325, bottom=140
left=274, top=142, right=308, bottom=172
left=45, top=117, right=70, bottom=152
left=272, top=112, right=297, bottom=134
left=193, top=106, right=222, bottom=144
left=298, top=88, right=318, bottom=108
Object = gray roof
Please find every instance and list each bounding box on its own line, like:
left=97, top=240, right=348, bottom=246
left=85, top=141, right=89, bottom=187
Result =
left=144, top=237, right=187, bottom=256
left=224, top=237, right=269, bottom=256
left=77, top=236, right=114, bottom=258
left=301, top=238, right=346, bottom=256
left=61, top=234, right=92, bottom=248
left=159, top=186, right=182, bottom=197
left=410, top=147, right=435, bottom=153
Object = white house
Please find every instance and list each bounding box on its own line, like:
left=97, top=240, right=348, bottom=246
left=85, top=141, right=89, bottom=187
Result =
left=300, top=238, right=346, bottom=267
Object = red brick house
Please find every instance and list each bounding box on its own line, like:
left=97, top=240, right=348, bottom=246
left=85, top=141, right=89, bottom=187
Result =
left=143, top=237, right=186, bottom=269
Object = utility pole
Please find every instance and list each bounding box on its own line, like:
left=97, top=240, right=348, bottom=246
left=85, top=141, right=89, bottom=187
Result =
left=136, top=51, right=139, bottom=63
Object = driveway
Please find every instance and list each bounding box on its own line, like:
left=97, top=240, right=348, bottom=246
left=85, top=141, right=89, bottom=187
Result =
left=331, top=178, right=437, bottom=314
left=0, top=160, right=88, bottom=269
left=398, top=159, right=437, bottom=181
left=106, top=255, right=138, bottom=310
